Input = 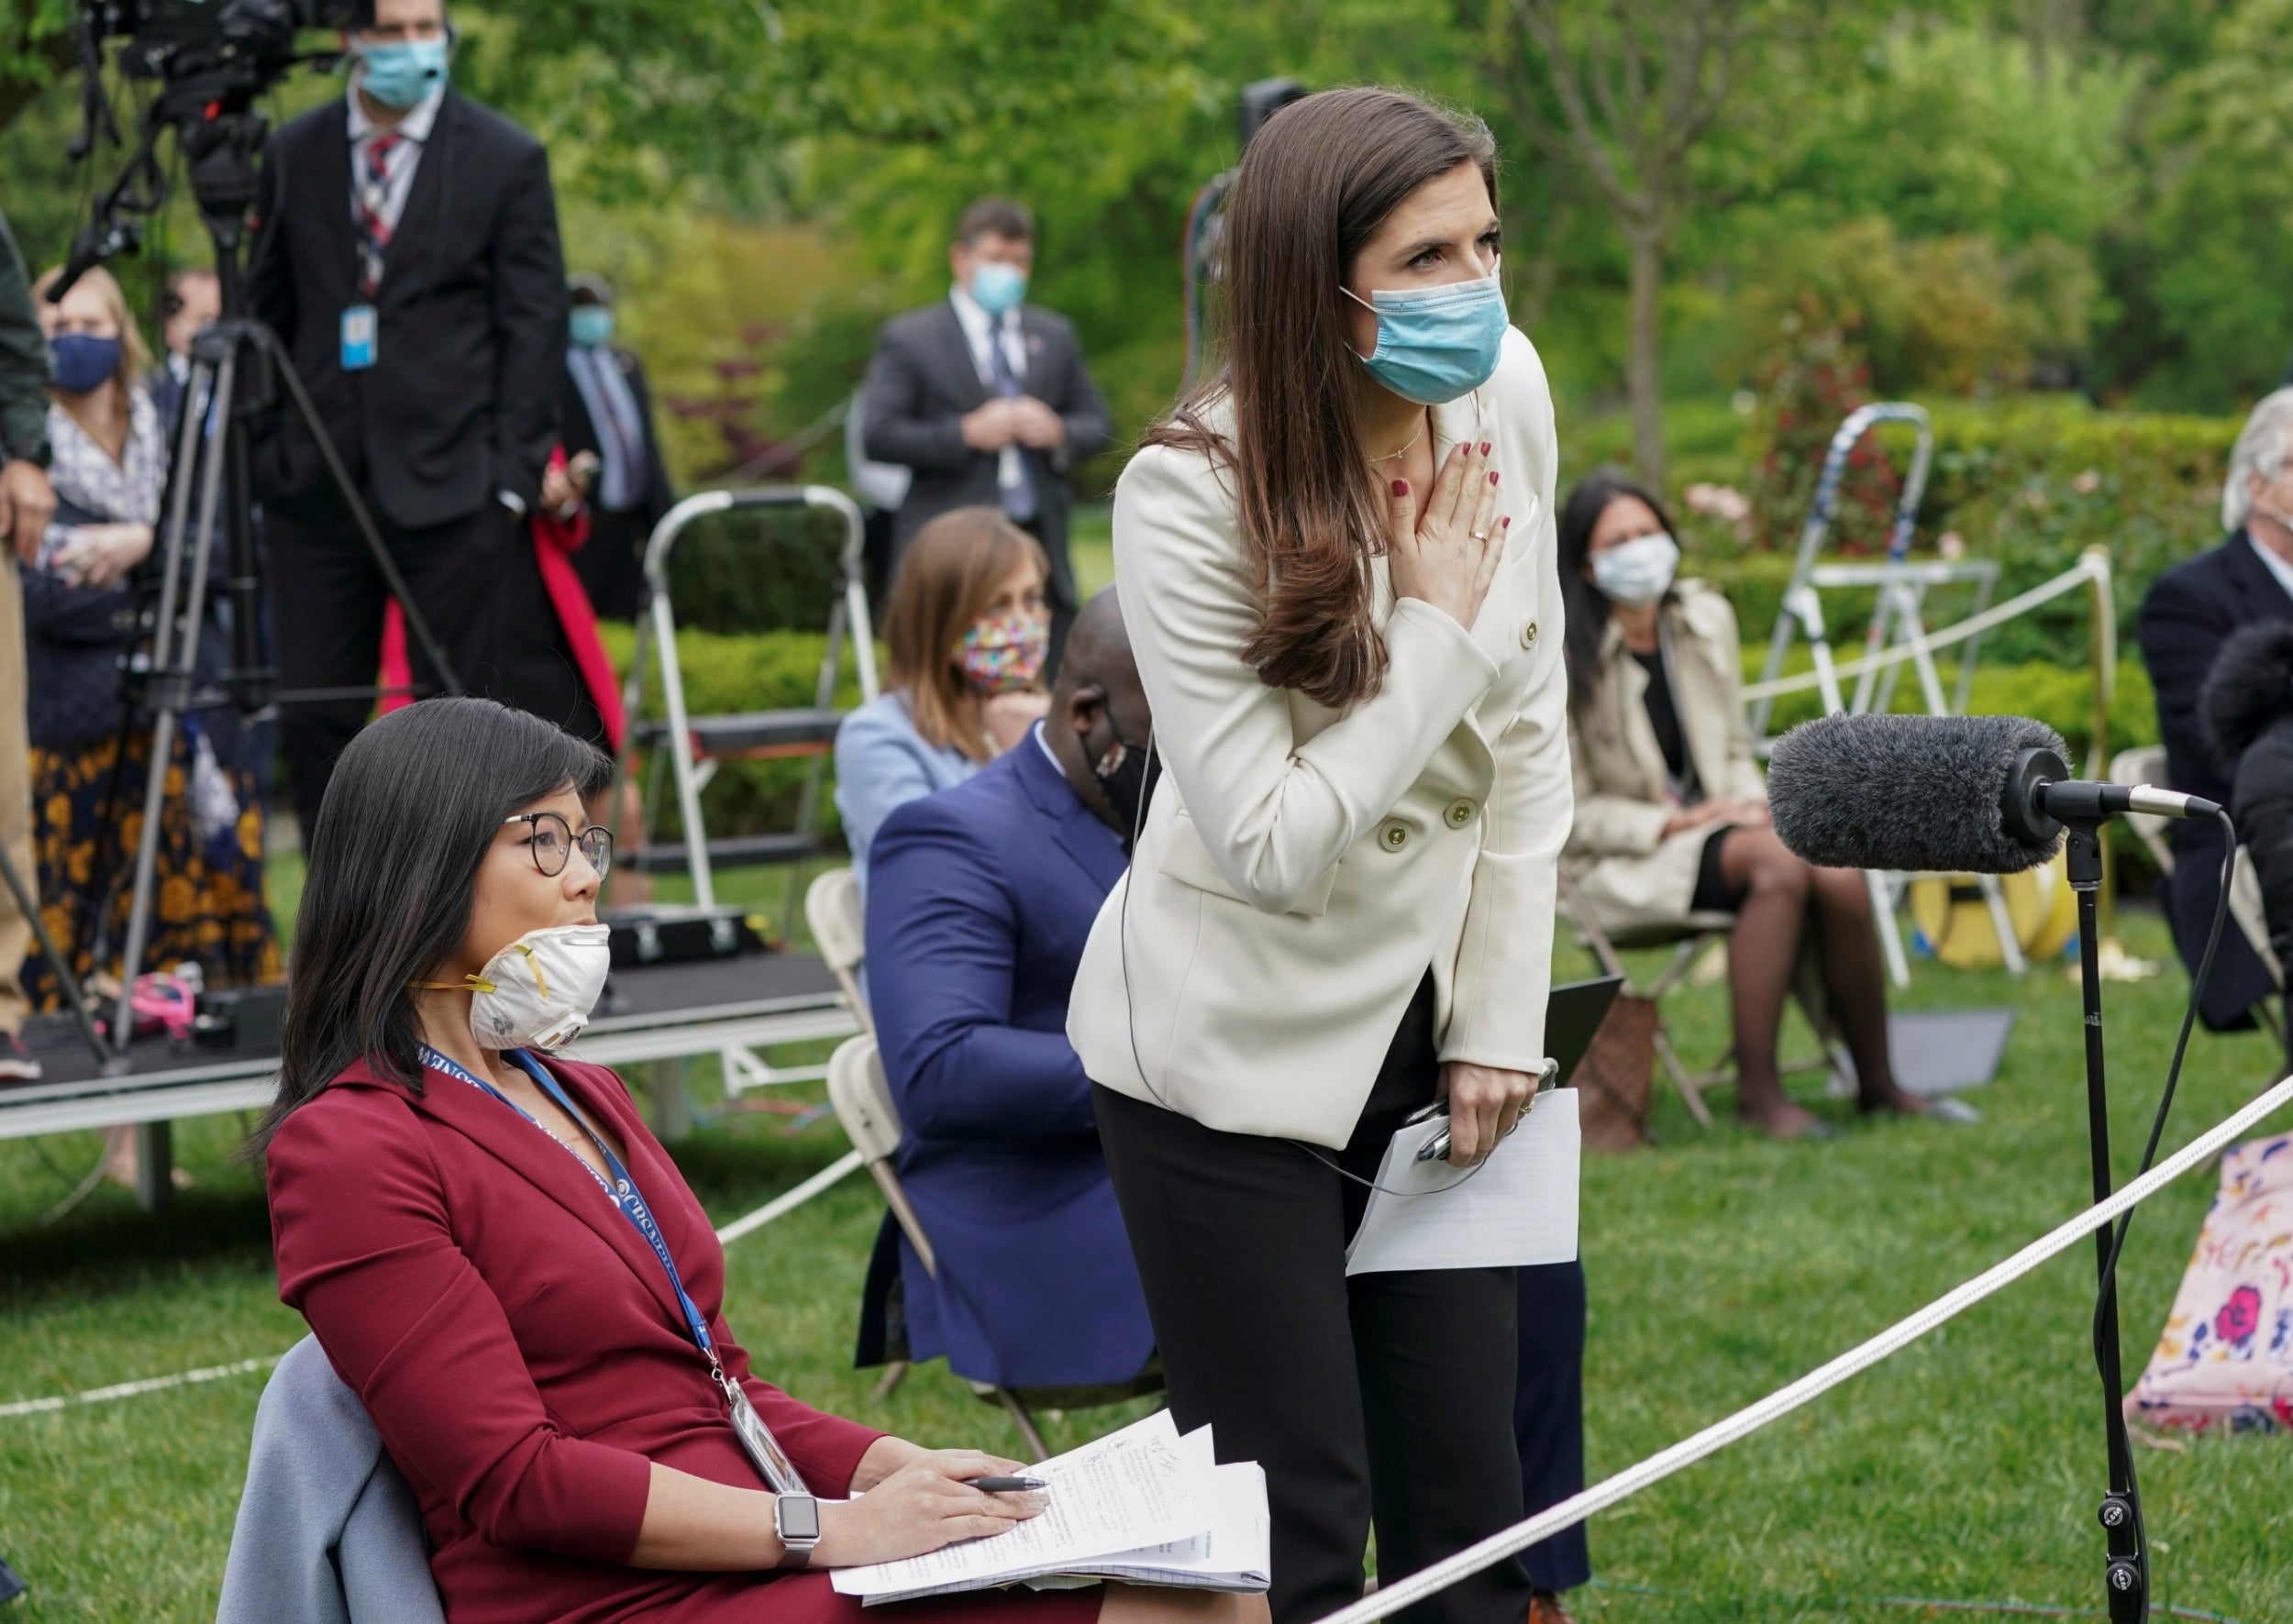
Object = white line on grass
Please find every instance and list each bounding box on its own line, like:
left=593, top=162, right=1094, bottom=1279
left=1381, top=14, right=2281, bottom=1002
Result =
left=0, top=1150, right=867, bottom=1420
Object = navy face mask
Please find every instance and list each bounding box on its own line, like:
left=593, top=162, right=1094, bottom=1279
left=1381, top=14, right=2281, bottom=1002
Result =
left=1344, top=271, right=1508, bottom=405
left=50, top=333, right=121, bottom=396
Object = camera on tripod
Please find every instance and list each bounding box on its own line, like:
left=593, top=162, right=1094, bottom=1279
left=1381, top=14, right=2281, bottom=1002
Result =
left=88, top=0, right=365, bottom=84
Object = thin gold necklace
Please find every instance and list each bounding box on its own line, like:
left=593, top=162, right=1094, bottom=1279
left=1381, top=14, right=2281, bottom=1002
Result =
left=1367, top=410, right=1428, bottom=465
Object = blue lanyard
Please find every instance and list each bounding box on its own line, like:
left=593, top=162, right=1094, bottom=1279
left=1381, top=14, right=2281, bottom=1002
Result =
left=419, top=1044, right=717, bottom=1360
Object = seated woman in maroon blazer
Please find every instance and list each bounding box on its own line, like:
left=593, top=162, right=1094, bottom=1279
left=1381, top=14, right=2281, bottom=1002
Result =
left=254, top=697, right=1256, bottom=1624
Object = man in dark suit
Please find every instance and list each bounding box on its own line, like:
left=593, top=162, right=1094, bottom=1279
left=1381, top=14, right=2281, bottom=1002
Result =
left=856, top=589, right=1157, bottom=1396
left=553, top=271, right=674, bottom=622
left=247, top=0, right=567, bottom=835
left=861, top=196, right=1112, bottom=667
left=2137, top=390, right=2293, bottom=1028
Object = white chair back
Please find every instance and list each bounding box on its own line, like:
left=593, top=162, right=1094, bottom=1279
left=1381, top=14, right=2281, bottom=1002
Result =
left=825, top=1034, right=936, bottom=1276
left=805, top=867, right=870, bottom=1030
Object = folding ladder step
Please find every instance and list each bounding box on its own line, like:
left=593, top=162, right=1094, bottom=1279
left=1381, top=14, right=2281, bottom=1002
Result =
left=632, top=707, right=846, bottom=757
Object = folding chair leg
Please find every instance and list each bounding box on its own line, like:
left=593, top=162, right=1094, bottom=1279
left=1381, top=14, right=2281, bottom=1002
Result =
left=1653, top=1027, right=1715, bottom=1128
left=994, top=1387, right=1051, bottom=1463
left=870, top=1361, right=910, bottom=1401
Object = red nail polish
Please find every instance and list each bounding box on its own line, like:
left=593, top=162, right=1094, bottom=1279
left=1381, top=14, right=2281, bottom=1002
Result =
left=1489, top=470, right=1500, bottom=485
left=1501, top=515, right=1512, bottom=528
left=1479, top=441, right=1490, bottom=455
left=1391, top=480, right=1408, bottom=497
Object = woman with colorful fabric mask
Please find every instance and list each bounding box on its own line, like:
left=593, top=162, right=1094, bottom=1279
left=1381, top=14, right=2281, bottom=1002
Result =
left=834, top=504, right=1051, bottom=886
left=21, top=264, right=277, bottom=1015
left=1556, top=470, right=1929, bottom=1138
left=256, top=694, right=1260, bottom=1624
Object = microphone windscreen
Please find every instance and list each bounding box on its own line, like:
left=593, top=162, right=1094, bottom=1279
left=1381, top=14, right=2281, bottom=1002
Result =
left=1766, top=713, right=2069, bottom=874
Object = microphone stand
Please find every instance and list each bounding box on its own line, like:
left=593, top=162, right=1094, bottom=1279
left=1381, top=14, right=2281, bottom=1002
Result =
left=2062, top=820, right=2148, bottom=1623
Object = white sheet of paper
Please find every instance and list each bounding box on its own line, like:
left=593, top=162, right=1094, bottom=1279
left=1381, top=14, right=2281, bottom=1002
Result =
left=832, top=1410, right=1207, bottom=1602
left=1344, top=1087, right=1580, bottom=1276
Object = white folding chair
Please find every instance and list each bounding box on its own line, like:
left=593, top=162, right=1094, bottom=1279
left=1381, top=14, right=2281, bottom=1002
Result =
left=803, top=868, right=870, bottom=1033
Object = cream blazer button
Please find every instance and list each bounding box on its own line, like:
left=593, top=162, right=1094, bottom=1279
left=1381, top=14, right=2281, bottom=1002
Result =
left=1520, top=619, right=1540, bottom=650
left=1379, top=820, right=1411, bottom=852
left=1446, top=799, right=1477, bottom=829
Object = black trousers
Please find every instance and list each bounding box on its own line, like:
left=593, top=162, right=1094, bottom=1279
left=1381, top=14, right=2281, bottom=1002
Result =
left=267, top=499, right=519, bottom=838
left=1094, top=978, right=1535, bottom=1624
left=1513, top=1261, right=1590, bottom=1594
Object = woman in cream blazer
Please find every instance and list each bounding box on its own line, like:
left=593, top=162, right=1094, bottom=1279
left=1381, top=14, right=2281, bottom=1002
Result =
left=1556, top=471, right=1929, bottom=1138
left=1067, top=90, right=1565, bottom=1624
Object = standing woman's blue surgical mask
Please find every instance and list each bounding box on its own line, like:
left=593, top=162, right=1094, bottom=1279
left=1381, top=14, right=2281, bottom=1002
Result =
left=1344, top=271, right=1509, bottom=405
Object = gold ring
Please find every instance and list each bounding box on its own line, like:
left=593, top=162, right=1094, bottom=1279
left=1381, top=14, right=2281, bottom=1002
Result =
left=1469, top=528, right=1492, bottom=543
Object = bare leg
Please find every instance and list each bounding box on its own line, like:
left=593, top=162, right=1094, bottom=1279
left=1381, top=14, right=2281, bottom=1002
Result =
left=1806, top=864, right=1924, bottom=1115
left=1717, top=826, right=1820, bottom=1137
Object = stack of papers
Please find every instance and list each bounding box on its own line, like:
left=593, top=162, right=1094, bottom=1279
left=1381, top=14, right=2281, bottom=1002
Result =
left=829, top=1412, right=1269, bottom=1606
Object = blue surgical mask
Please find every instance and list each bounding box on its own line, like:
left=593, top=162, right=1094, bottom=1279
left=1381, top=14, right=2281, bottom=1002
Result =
left=357, top=36, right=449, bottom=111
left=569, top=306, right=615, bottom=349
left=50, top=333, right=120, bottom=397
left=1345, top=272, right=1509, bottom=405
left=970, top=261, right=1028, bottom=316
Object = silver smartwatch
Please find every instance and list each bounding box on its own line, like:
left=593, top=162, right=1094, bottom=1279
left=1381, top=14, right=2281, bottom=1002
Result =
left=773, top=1492, right=822, bottom=1568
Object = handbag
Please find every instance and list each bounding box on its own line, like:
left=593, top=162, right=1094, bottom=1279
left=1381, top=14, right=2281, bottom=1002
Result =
left=1574, top=993, right=1656, bottom=1153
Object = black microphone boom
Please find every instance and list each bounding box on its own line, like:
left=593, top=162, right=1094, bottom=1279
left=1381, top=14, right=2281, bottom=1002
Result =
left=1767, top=712, right=2226, bottom=876
left=1767, top=713, right=2071, bottom=874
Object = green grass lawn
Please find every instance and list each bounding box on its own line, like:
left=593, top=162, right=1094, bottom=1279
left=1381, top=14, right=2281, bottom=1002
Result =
left=4, top=856, right=2290, bottom=1620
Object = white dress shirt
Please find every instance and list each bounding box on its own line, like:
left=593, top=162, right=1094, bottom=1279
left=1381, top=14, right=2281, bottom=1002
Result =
left=949, top=284, right=1029, bottom=502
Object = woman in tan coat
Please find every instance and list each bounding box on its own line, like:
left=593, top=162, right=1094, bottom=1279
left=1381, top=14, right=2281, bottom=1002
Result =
left=1558, top=472, right=1923, bottom=1137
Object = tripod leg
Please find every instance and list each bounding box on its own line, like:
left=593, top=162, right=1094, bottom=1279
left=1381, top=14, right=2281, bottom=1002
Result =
left=256, top=326, right=463, bottom=694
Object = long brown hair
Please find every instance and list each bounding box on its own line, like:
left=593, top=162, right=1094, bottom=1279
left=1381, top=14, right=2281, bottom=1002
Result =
left=881, top=505, right=1048, bottom=762
left=1146, top=87, right=1497, bottom=709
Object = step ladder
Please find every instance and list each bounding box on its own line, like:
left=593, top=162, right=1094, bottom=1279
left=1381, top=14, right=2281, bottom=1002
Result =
left=615, top=486, right=880, bottom=1095
left=1745, top=403, right=2018, bottom=986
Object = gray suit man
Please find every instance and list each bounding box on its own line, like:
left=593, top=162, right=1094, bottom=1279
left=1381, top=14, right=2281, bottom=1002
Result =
left=861, top=196, right=1112, bottom=662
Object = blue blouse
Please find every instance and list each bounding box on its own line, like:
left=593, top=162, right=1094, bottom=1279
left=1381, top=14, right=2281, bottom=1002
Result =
left=833, top=690, right=980, bottom=886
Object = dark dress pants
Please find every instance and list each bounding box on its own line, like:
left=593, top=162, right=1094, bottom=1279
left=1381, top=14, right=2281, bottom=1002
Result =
left=267, top=499, right=517, bottom=838
left=1093, top=977, right=1535, bottom=1624
left=1513, top=1261, right=1590, bottom=1594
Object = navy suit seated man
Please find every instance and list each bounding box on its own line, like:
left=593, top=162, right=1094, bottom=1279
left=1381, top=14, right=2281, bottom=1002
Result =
left=857, top=588, right=1158, bottom=1395
left=2138, top=386, right=2293, bottom=1029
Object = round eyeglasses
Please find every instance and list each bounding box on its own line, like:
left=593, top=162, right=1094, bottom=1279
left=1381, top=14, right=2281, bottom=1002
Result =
left=504, top=812, right=614, bottom=879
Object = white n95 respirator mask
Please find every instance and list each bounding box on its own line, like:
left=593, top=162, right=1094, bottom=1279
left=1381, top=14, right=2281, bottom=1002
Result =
left=416, top=923, right=613, bottom=1051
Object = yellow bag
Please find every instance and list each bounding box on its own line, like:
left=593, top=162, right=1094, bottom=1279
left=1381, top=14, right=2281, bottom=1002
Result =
left=1908, top=850, right=2079, bottom=968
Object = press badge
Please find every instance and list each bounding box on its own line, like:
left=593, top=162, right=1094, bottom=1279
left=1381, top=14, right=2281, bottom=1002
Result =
left=340, top=304, right=378, bottom=370
left=724, top=1376, right=813, bottom=1497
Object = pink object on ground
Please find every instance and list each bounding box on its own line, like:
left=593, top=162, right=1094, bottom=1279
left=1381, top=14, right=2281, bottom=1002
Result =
left=2125, top=1130, right=2293, bottom=1434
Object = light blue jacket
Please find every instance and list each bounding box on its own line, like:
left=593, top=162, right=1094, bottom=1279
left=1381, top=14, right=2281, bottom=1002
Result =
left=215, top=1336, right=445, bottom=1624
left=833, top=690, right=980, bottom=886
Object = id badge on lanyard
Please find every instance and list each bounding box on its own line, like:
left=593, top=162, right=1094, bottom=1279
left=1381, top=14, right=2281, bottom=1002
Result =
left=426, top=1044, right=814, bottom=1497
left=341, top=304, right=378, bottom=370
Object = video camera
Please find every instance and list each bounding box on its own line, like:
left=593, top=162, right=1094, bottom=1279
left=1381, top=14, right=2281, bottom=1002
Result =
left=86, top=0, right=366, bottom=85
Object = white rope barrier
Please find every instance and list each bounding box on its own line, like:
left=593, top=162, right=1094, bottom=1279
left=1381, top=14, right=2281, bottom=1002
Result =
left=1743, top=555, right=2110, bottom=702
left=1313, top=1068, right=2293, bottom=1624
left=0, top=1154, right=864, bottom=1421
left=0, top=1354, right=282, bottom=1420
left=712, top=1148, right=864, bottom=1246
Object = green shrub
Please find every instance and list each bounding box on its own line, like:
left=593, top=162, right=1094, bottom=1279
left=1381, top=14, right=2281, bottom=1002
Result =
left=1741, top=644, right=2157, bottom=763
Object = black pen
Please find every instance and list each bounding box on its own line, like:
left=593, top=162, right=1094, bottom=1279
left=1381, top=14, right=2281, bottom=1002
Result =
left=965, top=1475, right=1047, bottom=1493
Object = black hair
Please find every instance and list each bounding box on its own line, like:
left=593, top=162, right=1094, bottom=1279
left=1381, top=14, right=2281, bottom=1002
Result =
left=956, top=196, right=1035, bottom=246
left=248, top=699, right=612, bottom=1153
left=1558, top=469, right=1680, bottom=717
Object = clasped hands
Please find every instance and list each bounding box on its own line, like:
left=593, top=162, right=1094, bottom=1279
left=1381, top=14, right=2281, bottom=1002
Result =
left=960, top=395, right=1066, bottom=453
left=1660, top=797, right=1769, bottom=839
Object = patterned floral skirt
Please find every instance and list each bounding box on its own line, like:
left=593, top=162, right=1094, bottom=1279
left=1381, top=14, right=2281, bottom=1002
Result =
left=22, top=727, right=280, bottom=1011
